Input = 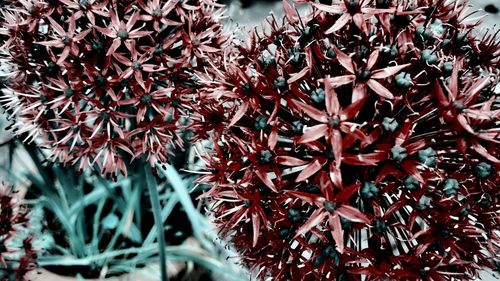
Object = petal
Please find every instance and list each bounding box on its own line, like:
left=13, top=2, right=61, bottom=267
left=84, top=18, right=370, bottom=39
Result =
left=327, top=75, right=356, bottom=88
left=296, top=159, right=325, bottom=182
left=340, top=97, right=365, bottom=120
left=228, top=101, right=249, bottom=127
left=325, top=78, right=340, bottom=115
left=106, top=39, right=122, bottom=56
left=286, top=190, right=325, bottom=206
left=292, top=100, right=328, bottom=123
left=268, top=124, right=279, bottom=150
left=367, top=50, right=380, bottom=70
left=255, top=167, right=277, bottom=192
left=367, top=79, right=394, bottom=99
left=336, top=183, right=361, bottom=203
left=251, top=211, right=260, bottom=247
left=56, top=47, right=71, bottom=65
left=294, top=209, right=328, bottom=238
left=275, top=156, right=308, bottom=166
left=352, top=83, right=367, bottom=102
left=326, top=14, right=351, bottom=34
left=400, top=161, right=424, bottom=183
left=48, top=17, right=66, bottom=35
left=330, top=129, right=342, bottom=166
left=342, top=151, right=386, bottom=166
left=126, top=11, right=140, bottom=30
left=352, top=13, right=368, bottom=35
left=370, top=64, right=411, bottom=79
left=336, top=205, right=371, bottom=224
left=333, top=46, right=355, bottom=74
left=299, top=124, right=329, bottom=144
left=288, top=66, right=310, bottom=84
left=312, top=2, right=346, bottom=13
left=435, top=81, right=450, bottom=107
left=329, top=162, right=343, bottom=189
left=329, top=214, right=344, bottom=253
left=283, top=0, right=299, bottom=24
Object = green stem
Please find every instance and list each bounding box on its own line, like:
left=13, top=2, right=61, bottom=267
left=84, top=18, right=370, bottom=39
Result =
left=145, top=165, right=168, bottom=281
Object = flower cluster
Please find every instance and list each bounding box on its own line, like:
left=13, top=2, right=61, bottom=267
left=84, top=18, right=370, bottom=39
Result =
left=0, top=184, right=36, bottom=281
left=0, top=0, right=228, bottom=179
left=196, top=0, right=499, bottom=280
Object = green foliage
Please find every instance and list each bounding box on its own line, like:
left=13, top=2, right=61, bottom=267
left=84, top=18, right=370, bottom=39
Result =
left=1, top=140, right=243, bottom=279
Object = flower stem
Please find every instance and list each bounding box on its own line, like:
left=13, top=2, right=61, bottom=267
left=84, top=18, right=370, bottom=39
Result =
left=144, top=165, right=168, bottom=281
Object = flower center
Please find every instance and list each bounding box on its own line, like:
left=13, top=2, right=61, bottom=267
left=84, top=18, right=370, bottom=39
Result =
left=347, top=0, right=359, bottom=13
left=356, top=68, right=371, bottom=80
left=153, top=8, right=162, bottom=17
left=132, top=61, right=141, bottom=70
left=79, top=0, right=89, bottom=9
left=62, top=35, right=71, bottom=44
left=323, top=201, right=335, bottom=213
left=453, top=101, right=465, bottom=111
left=328, top=116, right=341, bottom=127
left=390, top=145, right=407, bottom=162
left=141, top=94, right=152, bottom=104
left=64, top=88, right=74, bottom=97
left=117, top=29, right=128, bottom=40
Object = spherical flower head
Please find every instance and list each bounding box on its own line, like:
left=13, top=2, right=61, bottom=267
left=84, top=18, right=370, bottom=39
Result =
left=198, top=0, right=500, bottom=279
left=0, top=0, right=229, bottom=179
left=0, top=183, right=37, bottom=280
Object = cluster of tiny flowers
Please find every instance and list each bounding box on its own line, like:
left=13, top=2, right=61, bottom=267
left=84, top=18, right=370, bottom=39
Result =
left=0, top=184, right=36, bottom=281
left=195, top=0, right=499, bottom=280
left=0, top=0, right=228, bottom=179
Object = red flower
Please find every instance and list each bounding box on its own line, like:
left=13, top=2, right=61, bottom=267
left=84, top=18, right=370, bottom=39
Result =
left=328, top=46, right=410, bottom=101
left=0, top=0, right=229, bottom=179
left=197, top=0, right=500, bottom=280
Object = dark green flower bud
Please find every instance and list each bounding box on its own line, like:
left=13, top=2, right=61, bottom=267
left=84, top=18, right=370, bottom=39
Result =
left=361, top=182, right=379, bottom=199
left=382, top=117, right=399, bottom=132
left=418, top=147, right=437, bottom=167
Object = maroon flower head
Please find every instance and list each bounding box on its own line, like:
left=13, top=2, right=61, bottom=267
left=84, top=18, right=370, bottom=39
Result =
left=197, top=0, right=500, bottom=280
left=0, top=0, right=228, bottom=179
left=0, top=183, right=37, bottom=280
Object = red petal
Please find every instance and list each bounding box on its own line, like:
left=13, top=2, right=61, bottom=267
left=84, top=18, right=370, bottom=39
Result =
left=312, top=2, right=345, bottom=13
left=401, top=161, right=424, bottom=182
left=340, top=97, right=365, bottom=120
left=367, top=79, right=394, bottom=99
left=296, top=159, right=326, bottom=182
left=370, top=64, right=411, bottom=79
left=292, top=99, right=327, bottom=122
left=333, top=46, right=355, bottom=74
left=330, top=129, right=342, bottom=166
left=283, top=0, right=299, bottom=24
left=286, top=190, right=325, bottom=206
left=229, top=102, right=249, bottom=127
left=326, top=14, right=351, bottom=34
left=342, top=152, right=385, bottom=166
left=352, top=83, right=367, bottom=102
left=299, top=124, right=328, bottom=144
left=251, top=211, right=260, bottom=247
left=275, top=156, right=308, bottom=166
left=294, top=209, right=328, bottom=238
left=336, top=183, right=361, bottom=203
left=327, top=75, right=356, bottom=88
left=255, top=167, right=277, bottom=192
left=329, top=162, right=343, bottom=189
left=336, top=205, right=370, bottom=223
left=325, top=78, right=341, bottom=115
left=367, top=50, right=380, bottom=70
left=268, top=124, right=279, bottom=150
left=329, top=214, right=344, bottom=253
left=288, top=66, right=309, bottom=84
